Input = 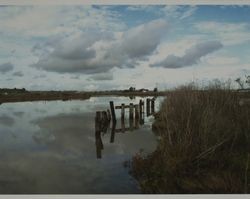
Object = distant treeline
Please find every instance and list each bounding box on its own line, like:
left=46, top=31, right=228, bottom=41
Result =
left=0, top=88, right=28, bottom=94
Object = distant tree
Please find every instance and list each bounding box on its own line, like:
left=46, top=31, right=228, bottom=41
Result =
left=153, top=87, right=158, bottom=92
left=129, top=87, right=135, bottom=91
left=246, top=75, right=250, bottom=87
left=235, top=78, right=244, bottom=89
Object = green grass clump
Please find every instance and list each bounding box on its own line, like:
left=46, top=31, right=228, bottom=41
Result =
left=131, top=84, right=250, bottom=193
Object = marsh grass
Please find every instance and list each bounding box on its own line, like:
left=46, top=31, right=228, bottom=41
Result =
left=130, top=83, right=250, bottom=193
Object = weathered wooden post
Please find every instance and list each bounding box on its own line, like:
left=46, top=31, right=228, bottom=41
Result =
left=135, top=104, right=139, bottom=129
left=146, top=98, right=150, bottom=116
left=129, top=103, right=134, bottom=131
left=110, top=101, right=116, bottom=124
left=121, top=103, right=125, bottom=133
left=151, top=98, right=155, bottom=114
left=129, top=103, right=134, bottom=121
left=139, top=100, right=144, bottom=125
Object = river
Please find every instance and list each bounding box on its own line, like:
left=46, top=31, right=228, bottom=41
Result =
left=0, top=96, right=163, bottom=194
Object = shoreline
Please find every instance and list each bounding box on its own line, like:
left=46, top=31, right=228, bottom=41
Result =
left=0, top=90, right=168, bottom=104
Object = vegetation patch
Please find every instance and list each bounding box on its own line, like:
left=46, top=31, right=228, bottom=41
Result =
left=130, top=83, right=250, bottom=193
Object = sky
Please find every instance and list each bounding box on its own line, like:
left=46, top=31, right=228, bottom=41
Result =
left=0, top=5, right=249, bottom=91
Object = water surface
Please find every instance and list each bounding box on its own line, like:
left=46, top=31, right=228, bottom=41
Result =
left=0, top=97, right=161, bottom=194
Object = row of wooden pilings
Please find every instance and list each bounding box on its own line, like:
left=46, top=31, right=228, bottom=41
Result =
left=95, top=98, right=155, bottom=159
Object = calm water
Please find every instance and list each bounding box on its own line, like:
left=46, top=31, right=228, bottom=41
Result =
left=0, top=96, right=162, bottom=194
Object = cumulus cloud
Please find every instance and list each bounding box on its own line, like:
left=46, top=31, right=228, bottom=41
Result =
left=151, top=41, right=223, bottom=68
left=121, top=19, right=168, bottom=58
left=0, top=62, right=14, bottom=73
left=31, top=19, right=168, bottom=74
left=13, top=71, right=24, bottom=77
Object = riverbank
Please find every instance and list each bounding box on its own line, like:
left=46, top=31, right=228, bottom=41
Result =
left=130, top=85, right=250, bottom=193
left=0, top=90, right=168, bottom=104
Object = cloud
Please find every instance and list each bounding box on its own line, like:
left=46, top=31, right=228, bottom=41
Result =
left=151, top=41, right=223, bottom=68
left=126, top=5, right=158, bottom=13
left=162, top=5, right=197, bottom=20
left=0, top=62, right=14, bottom=73
left=88, top=73, right=113, bottom=81
left=0, top=6, right=125, bottom=37
left=70, top=75, right=80, bottom=80
left=12, top=71, right=24, bottom=77
left=121, top=19, right=168, bottom=58
left=194, top=21, right=250, bottom=45
left=31, top=19, right=168, bottom=74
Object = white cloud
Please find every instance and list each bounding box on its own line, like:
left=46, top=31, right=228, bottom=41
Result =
left=151, top=41, right=223, bottom=68
left=202, top=55, right=240, bottom=66
left=194, top=21, right=250, bottom=45
left=0, top=6, right=125, bottom=37
left=162, top=5, right=197, bottom=20
left=31, top=19, right=168, bottom=74
left=126, top=5, right=157, bottom=12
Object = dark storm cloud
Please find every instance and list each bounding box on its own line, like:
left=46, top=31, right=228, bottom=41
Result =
left=12, top=71, right=24, bottom=77
left=0, top=62, right=14, bottom=73
left=151, top=41, right=223, bottom=68
left=31, top=19, right=168, bottom=74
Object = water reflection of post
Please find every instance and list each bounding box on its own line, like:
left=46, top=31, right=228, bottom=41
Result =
left=129, top=103, right=134, bottom=131
left=101, top=111, right=109, bottom=134
left=139, top=100, right=144, bottom=125
left=121, top=103, right=125, bottom=133
left=95, top=111, right=104, bottom=159
left=110, top=120, right=116, bottom=143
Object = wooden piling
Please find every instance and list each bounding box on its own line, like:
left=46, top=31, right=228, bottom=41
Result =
left=121, top=103, right=125, bottom=132
left=139, top=100, right=143, bottom=113
left=135, top=104, right=139, bottom=129
left=151, top=98, right=155, bottom=114
left=110, top=101, right=116, bottom=123
left=129, top=103, right=134, bottom=121
left=129, top=103, right=134, bottom=131
left=146, top=98, right=150, bottom=116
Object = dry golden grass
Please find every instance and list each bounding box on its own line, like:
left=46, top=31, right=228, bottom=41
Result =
left=131, top=83, right=250, bottom=193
